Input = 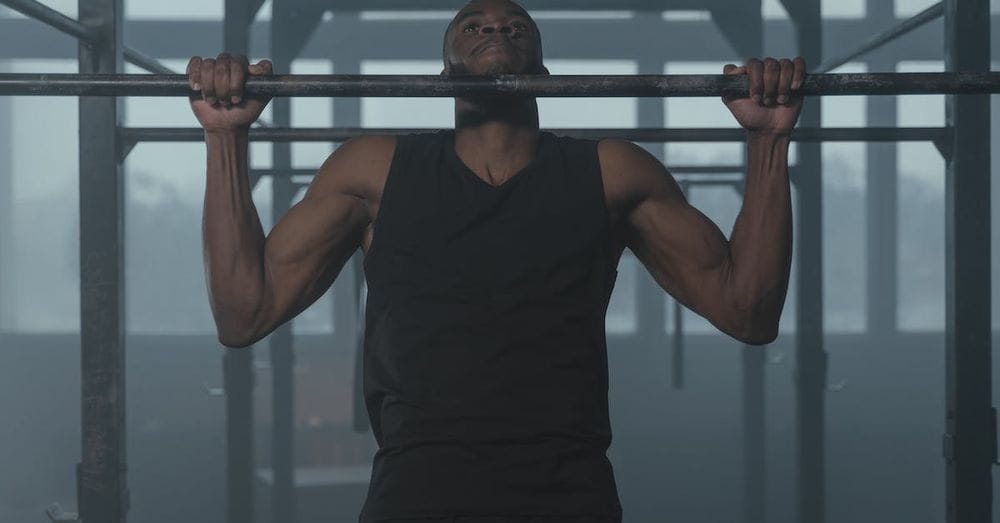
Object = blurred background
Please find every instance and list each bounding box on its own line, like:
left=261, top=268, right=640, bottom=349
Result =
left=0, top=0, right=998, bottom=522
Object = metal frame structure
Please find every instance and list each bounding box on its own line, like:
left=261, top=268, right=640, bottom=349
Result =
left=2, top=71, right=999, bottom=96
left=75, top=0, right=126, bottom=522
left=0, top=0, right=992, bottom=522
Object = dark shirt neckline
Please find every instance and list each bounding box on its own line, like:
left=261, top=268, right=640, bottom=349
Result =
left=444, top=129, right=553, bottom=190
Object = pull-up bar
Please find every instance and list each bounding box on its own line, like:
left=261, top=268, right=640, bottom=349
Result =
left=1, top=72, right=997, bottom=97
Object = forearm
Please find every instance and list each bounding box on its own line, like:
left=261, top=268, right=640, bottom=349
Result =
left=726, top=132, right=793, bottom=340
left=202, top=128, right=267, bottom=344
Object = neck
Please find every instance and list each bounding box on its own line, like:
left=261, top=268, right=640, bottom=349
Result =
left=452, top=96, right=542, bottom=185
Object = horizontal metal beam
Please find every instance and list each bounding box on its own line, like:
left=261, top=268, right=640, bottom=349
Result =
left=316, top=0, right=713, bottom=9
left=815, top=2, right=944, bottom=73
left=251, top=167, right=752, bottom=179
left=4, top=72, right=999, bottom=97
left=119, top=126, right=951, bottom=144
left=2, top=16, right=996, bottom=62
left=0, top=0, right=95, bottom=41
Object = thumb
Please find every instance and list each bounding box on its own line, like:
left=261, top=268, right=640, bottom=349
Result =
left=721, top=64, right=745, bottom=103
left=723, top=64, right=745, bottom=75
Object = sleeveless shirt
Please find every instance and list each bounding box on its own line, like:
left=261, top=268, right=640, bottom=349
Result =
left=358, top=129, right=623, bottom=523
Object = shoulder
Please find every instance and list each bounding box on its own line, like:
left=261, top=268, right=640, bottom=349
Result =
left=311, top=135, right=398, bottom=201
left=597, top=139, right=682, bottom=212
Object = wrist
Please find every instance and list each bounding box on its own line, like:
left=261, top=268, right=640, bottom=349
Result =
left=203, top=126, right=250, bottom=137
left=746, top=130, right=792, bottom=147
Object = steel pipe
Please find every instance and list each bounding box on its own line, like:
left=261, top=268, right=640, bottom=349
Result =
left=815, top=2, right=944, bottom=73
left=0, top=0, right=95, bottom=42
left=120, top=126, right=951, bottom=144
left=2, top=72, right=999, bottom=97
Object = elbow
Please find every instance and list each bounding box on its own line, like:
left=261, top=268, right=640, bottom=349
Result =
left=218, top=333, right=254, bottom=349
left=734, top=312, right=780, bottom=346
left=212, top=307, right=264, bottom=349
left=737, top=324, right=779, bottom=346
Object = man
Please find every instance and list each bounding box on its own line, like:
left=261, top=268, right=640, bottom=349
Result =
left=187, top=0, right=804, bottom=521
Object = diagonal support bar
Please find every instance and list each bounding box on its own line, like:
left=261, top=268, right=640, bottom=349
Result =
left=815, top=2, right=944, bottom=73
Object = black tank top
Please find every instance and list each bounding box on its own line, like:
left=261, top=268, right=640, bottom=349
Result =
left=359, top=129, right=623, bottom=523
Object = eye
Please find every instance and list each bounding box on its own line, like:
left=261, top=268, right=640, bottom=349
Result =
left=512, top=22, right=527, bottom=31
left=463, top=23, right=479, bottom=33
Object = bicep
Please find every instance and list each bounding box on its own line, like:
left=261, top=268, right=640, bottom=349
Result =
left=256, top=136, right=391, bottom=334
left=603, top=140, right=734, bottom=324
left=627, top=189, right=732, bottom=319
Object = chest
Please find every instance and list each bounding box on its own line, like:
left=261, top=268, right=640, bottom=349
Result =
left=359, top=165, right=630, bottom=265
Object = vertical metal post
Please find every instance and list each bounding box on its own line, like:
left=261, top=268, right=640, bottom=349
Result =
left=943, top=1, right=993, bottom=521
left=742, top=348, right=766, bottom=523
left=782, top=0, right=827, bottom=521
left=270, top=0, right=296, bottom=521
left=0, top=62, right=10, bottom=332
left=865, top=1, right=899, bottom=339
left=77, top=0, right=127, bottom=521
left=223, top=2, right=257, bottom=523
left=636, top=50, right=666, bottom=348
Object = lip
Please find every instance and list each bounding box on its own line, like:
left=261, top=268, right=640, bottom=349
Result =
left=476, top=40, right=514, bottom=55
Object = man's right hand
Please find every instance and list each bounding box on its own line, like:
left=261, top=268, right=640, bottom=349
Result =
left=187, top=53, right=273, bottom=131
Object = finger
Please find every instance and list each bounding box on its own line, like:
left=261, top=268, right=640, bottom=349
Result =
left=200, top=58, right=217, bottom=105
left=721, top=64, right=744, bottom=101
left=231, top=56, right=248, bottom=105
left=763, top=57, right=779, bottom=106
left=777, top=58, right=794, bottom=105
left=187, top=56, right=202, bottom=91
left=746, top=58, right=763, bottom=104
left=253, top=59, right=273, bottom=75
left=792, top=56, right=807, bottom=90
left=215, top=54, right=232, bottom=107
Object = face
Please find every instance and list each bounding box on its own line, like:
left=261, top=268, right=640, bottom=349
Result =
left=442, top=0, right=547, bottom=76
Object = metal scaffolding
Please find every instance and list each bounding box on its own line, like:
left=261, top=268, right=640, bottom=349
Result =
left=0, top=0, right=992, bottom=522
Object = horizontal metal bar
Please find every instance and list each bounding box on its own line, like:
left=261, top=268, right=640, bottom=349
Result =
left=329, top=0, right=713, bottom=9
left=0, top=0, right=95, bottom=42
left=251, top=168, right=752, bottom=180
left=677, top=178, right=744, bottom=186
left=670, top=165, right=746, bottom=174
left=3, top=73, right=999, bottom=97
left=815, top=2, right=944, bottom=74
left=120, top=126, right=951, bottom=144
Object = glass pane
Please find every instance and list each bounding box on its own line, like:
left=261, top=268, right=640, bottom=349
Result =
left=821, top=63, right=868, bottom=333
left=896, top=61, right=945, bottom=332
left=361, top=60, right=453, bottom=128
left=539, top=60, right=637, bottom=128
left=126, top=0, right=222, bottom=20
left=664, top=61, right=743, bottom=166
left=2, top=59, right=79, bottom=333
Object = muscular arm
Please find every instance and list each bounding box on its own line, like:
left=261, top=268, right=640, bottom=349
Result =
left=202, top=131, right=394, bottom=347
left=600, top=136, right=792, bottom=345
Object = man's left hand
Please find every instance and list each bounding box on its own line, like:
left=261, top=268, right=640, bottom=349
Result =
left=722, top=57, right=806, bottom=136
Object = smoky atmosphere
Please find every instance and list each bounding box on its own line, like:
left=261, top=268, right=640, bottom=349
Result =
left=1, top=0, right=1000, bottom=522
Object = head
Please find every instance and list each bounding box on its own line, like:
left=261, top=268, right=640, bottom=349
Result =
left=442, top=0, right=548, bottom=77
